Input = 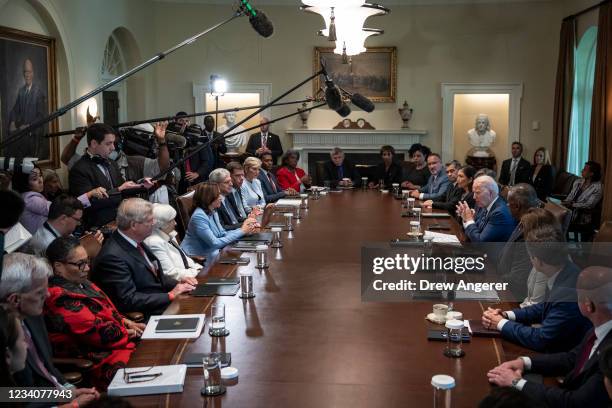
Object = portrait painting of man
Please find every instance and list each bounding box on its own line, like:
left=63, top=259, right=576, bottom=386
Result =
left=0, top=26, right=58, bottom=166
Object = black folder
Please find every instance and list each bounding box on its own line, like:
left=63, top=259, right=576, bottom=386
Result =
left=155, top=317, right=200, bottom=333
left=190, top=284, right=239, bottom=297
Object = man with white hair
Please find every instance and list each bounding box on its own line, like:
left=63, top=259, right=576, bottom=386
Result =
left=1, top=253, right=100, bottom=404
left=246, top=116, right=284, bottom=164
left=456, top=175, right=515, bottom=242
left=91, top=198, right=197, bottom=318
left=145, top=203, right=203, bottom=280
left=487, top=266, right=612, bottom=407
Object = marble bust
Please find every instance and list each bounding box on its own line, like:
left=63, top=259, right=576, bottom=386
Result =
left=467, top=114, right=496, bottom=158
left=217, top=111, right=246, bottom=153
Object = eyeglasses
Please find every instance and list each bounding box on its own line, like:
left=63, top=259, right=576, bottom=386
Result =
left=65, top=258, right=90, bottom=272
left=123, top=366, right=162, bottom=384
left=69, top=215, right=82, bottom=225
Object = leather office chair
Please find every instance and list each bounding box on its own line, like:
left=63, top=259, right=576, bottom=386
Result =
left=550, top=170, right=579, bottom=200
left=315, top=161, right=326, bottom=186
left=543, top=201, right=571, bottom=235
left=176, top=190, right=195, bottom=239
left=588, top=221, right=612, bottom=266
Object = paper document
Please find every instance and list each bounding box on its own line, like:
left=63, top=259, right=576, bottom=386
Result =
left=454, top=289, right=500, bottom=301
left=276, top=198, right=301, bottom=207
left=141, top=314, right=205, bottom=339
left=107, top=364, right=187, bottom=397
left=4, top=223, right=32, bottom=253
left=423, top=230, right=461, bottom=244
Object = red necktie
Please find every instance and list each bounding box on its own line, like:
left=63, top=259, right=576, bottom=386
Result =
left=137, top=243, right=157, bottom=277
left=573, top=331, right=597, bottom=375
left=268, top=172, right=277, bottom=192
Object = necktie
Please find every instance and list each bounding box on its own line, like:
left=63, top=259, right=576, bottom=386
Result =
left=572, top=331, right=597, bottom=376
left=233, top=191, right=247, bottom=218
left=510, top=159, right=518, bottom=185
left=337, top=166, right=344, bottom=180
left=169, top=239, right=190, bottom=268
left=101, top=161, right=114, bottom=188
left=261, top=134, right=267, bottom=148
left=22, top=324, right=63, bottom=388
left=267, top=172, right=277, bottom=192
left=223, top=200, right=238, bottom=224
left=137, top=243, right=157, bottom=276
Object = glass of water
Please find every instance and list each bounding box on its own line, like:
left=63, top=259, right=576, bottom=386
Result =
left=201, top=355, right=225, bottom=396
left=209, top=304, right=229, bottom=337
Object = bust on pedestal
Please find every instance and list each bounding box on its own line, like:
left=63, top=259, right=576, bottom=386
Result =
left=465, top=114, right=497, bottom=170
left=217, top=111, right=246, bottom=154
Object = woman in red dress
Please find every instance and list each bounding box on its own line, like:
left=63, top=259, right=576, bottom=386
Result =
left=44, top=236, right=145, bottom=390
left=276, top=149, right=312, bottom=191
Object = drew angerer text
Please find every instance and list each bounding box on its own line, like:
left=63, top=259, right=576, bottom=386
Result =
left=371, top=279, right=508, bottom=293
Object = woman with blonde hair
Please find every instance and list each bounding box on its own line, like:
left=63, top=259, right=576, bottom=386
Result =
left=530, top=147, right=554, bottom=201
left=240, top=157, right=266, bottom=212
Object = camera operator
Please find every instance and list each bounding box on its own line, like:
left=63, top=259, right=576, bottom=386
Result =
left=202, top=115, right=227, bottom=170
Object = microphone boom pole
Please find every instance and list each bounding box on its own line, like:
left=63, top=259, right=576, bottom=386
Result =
left=0, top=7, right=251, bottom=151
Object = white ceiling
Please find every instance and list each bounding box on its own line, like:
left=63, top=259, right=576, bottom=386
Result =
left=154, top=0, right=553, bottom=5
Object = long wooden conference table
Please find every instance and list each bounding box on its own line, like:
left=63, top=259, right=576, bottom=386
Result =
left=126, top=189, right=527, bottom=407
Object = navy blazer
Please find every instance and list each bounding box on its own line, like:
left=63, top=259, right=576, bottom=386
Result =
left=464, top=197, right=516, bottom=242
left=246, top=132, right=283, bottom=164
left=419, top=172, right=451, bottom=201
left=258, top=169, right=286, bottom=203
left=322, top=160, right=362, bottom=186
left=499, top=157, right=532, bottom=186
left=372, top=161, right=403, bottom=189
left=91, top=231, right=177, bottom=318
left=501, top=262, right=592, bottom=352
left=13, top=315, right=66, bottom=387
left=523, top=328, right=612, bottom=407
left=496, top=224, right=532, bottom=300
left=432, top=183, right=464, bottom=212
left=531, top=164, right=554, bottom=201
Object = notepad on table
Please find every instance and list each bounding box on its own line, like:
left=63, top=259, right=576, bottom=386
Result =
left=423, top=230, right=461, bottom=244
left=107, top=364, right=187, bottom=397
left=422, top=212, right=451, bottom=218
left=155, top=317, right=200, bottom=333
left=141, top=314, right=205, bottom=339
left=276, top=198, right=301, bottom=207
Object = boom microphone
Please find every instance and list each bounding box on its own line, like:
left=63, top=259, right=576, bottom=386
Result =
left=350, top=93, right=375, bottom=113
left=240, top=0, right=274, bottom=38
left=336, top=104, right=351, bottom=118
left=324, top=80, right=343, bottom=111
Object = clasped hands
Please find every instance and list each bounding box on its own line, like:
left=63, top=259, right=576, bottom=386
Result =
left=487, top=358, right=525, bottom=387
left=481, top=307, right=505, bottom=331
left=456, top=201, right=475, bottom=222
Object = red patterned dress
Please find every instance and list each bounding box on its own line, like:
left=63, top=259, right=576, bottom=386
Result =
left=44, top=275, right=137, bottom=390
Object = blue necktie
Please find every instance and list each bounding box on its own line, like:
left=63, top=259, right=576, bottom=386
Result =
left=337, top=166, right=344, bottom=179
left=223, top=200, right=238, bottom=224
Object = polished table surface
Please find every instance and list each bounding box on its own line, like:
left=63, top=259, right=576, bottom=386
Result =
left=127, top=189, right=522, bottom=408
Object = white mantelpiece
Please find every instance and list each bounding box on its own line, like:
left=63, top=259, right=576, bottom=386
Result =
left=286, top=128, right=427, bottom=169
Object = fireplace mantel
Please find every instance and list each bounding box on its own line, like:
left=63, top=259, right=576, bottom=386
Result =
left=286, top=128, right=428, bottom=169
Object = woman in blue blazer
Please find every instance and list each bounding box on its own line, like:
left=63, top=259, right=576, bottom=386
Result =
left=181, top=182, right=258, bottom=258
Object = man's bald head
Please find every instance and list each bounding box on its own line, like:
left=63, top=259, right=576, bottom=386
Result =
left=577, top=266, right=612, bottom=322
left=23, top=58, right=34, bottom=86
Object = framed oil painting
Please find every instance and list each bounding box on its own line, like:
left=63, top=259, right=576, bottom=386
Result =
left=313, top=46, right=397, bottom=103
left=0, top=26, right=58, bottom=168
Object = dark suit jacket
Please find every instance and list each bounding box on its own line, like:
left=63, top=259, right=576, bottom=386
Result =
left=323, top=160, right=361, bottom=187
left=91, top=231, right=177, bottom=318
left=499, top=157, right=532, bottom=186
left=531, top=164, right=554, bottom=201
left=184, top=143, right=214, bottom=184
left=258, top=169, right=286, bottom=203
left=432, top=183, right=464, bottom=212
left=13, top=315, right=66, bottom=387
left=246, top=132, right=283, bottom=164
left=225, top=189, right=248, bottom=220
left=201, top=131, right=227, bottom=169
left=8, top=83, right=48, bottom=158
left=523, top=328, right=612, bottom=407
left=501, top=262, right=592, bottom=352
left=68, top=154, right=126, bottom=227
left=464, top=197, right=517, bottom=242
left=496, top=224, right=532, bottom=300
left=372, top=161, right=403, bottom=189
left=218, top=196, right=244, bottom=231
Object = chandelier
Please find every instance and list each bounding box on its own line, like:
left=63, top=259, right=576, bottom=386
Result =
left=300, top=1, right=390, bottom=58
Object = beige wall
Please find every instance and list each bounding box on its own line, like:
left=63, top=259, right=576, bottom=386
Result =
left=2, top=0, right=596, bottom=180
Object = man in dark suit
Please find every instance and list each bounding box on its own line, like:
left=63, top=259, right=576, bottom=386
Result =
left=483, top=224, right=592, bottom=352
left=457, top=175, right=516, bottom=242
left=497, top=184, right=541, bottom=300
left=209, top=167, right=245, bottom=230
left=181, top=123, right=215, bottom=191
left=7, top=58, right=48, bottom=158
left=69, top=123, right=152, bottom=228
left=202, top=115, right=227, bottom=169
left=246, top=117, right=283, bottom=164
left=323, top=147, right=361, bottom=187
left=224, top=162, right=250, bottom=221
left=487, top=266, right=612, bottom=407
left=91, top=198, right=196, bottom=318
left=1, top=252, right=100, bottom=403
left=422, top=160, right=461, bottom=211
left=499, top=141, right=532, bottom=186
left=258, top=152, right=292, bottom=203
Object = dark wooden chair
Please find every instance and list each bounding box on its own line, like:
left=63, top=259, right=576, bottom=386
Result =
left=544, top=201, right=572, bottom=235
left=550, top=170, right=579, bottom=201
left=176, top=190, right=195, bottom=240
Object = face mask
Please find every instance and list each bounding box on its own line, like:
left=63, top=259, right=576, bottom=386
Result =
left=108, top=151, right=119, bottom=161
